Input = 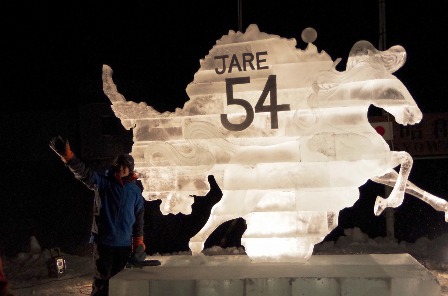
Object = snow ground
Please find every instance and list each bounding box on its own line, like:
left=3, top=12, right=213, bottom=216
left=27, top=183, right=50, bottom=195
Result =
left=3, top=227, right=448, bottom=296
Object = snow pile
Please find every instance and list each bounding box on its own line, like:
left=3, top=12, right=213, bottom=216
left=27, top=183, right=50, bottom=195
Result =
left=3, top=248, right=93, bottom=291
left=202, top=245, right=246, bottom=256
left=314, top=227, right=448, bottom=270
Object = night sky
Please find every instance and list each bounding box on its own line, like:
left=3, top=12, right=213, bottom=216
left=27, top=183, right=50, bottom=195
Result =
left=2, top=0, right=447, bottom=113
left=1, top=0, right=448, bottom=254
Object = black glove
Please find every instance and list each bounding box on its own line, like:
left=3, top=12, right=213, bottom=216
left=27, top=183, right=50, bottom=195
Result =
left=49, top=135, right=68, bottom=156
left=49, top=135, right=74, bottom=162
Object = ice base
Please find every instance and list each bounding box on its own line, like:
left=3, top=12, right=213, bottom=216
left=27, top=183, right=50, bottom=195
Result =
left=109, top=253, right=440, bottom=296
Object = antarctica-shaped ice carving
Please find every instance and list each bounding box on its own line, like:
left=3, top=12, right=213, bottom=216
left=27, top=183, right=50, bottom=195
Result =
left=102, top=24, right=448, bottom=262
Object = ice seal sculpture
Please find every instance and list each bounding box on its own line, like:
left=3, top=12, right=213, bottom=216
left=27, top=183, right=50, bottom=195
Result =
left=102, top=24, right=448, bottom=262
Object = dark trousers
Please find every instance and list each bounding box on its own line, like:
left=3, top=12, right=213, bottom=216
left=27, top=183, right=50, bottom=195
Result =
left=91, top=243, right=131, bottom=296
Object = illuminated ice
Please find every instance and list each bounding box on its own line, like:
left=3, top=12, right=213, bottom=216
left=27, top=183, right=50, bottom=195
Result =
left=109, top=254, right=441, bottom=296
left=102, top=24, right=448, bottom=262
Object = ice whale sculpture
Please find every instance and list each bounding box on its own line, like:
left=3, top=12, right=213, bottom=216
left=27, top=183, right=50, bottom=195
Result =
left=102, top=24, right=448, bottom=262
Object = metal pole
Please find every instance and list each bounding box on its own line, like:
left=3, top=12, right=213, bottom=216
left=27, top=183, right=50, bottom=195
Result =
left=238, top=0, right=243, bottom=32
left=379, top=0, right=394, bottom=150
left=378, top=0, right=395, bottom=240
left=379, top=0, right=386, bottom=50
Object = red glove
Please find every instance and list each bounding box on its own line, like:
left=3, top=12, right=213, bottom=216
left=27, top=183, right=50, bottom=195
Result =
left=132, top=236, right=146, bottom=252
left=132, top=236, right=146, bottom=262
left=61, top=142, right=74, bottom=163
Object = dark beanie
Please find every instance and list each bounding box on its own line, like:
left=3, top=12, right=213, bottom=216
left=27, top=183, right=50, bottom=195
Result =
left=115, top=154, right=135, bottom=172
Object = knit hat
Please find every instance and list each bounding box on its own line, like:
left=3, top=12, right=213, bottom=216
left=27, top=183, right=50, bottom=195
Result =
left=115, top=154, right=135, bottom=172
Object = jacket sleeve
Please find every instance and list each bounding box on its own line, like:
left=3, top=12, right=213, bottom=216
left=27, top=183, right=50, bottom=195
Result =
left=65, top=155, right=103, bottom=190
left=133, top=193, right=145, bottom=237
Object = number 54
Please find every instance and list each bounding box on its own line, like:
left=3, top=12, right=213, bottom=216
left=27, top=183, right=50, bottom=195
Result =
left=220, top=75, right=290, bottom=131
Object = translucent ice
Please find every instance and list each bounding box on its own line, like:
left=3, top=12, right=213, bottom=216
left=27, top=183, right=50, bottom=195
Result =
left=102, top=24, right=448, bottom=262
left=109, top=254, right=441, bottom=296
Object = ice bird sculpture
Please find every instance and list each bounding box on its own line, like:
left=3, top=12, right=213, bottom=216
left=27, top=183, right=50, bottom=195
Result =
left=102, top=24, right=448, bottom=262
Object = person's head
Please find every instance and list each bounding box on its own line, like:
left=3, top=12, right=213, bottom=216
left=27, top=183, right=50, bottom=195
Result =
left=114, top=154, right=135, bottom=178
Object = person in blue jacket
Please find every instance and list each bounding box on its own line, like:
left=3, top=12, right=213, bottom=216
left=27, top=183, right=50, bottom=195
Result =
left=50, top=135, right=146, bottom=296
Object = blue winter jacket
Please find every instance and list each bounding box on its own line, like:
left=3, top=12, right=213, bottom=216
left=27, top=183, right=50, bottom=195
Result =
left=66, top=156, right=145, bottom=247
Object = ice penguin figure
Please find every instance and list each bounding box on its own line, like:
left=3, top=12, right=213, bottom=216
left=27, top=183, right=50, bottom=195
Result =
left=102, top=25, right=448, bottom=262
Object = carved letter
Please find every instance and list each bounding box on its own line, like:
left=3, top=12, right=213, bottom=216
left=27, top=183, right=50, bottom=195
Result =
left=256, top=51, right=269, bottom=70
left=242, top=53, right=255, bottom=71
left=214, top=55, right=229, bottom=75
left=229, top=54, right=242, bottom=73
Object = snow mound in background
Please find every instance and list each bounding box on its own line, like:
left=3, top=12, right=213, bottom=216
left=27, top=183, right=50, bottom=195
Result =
left=314, top=227, right=448, bottom=270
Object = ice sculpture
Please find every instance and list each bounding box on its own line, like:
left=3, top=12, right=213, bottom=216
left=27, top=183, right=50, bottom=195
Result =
left=102, top=24, right=448, bottom=262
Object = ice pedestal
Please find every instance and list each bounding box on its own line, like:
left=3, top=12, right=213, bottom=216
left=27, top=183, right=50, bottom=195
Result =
left=109, top=253, right=440, bottom=296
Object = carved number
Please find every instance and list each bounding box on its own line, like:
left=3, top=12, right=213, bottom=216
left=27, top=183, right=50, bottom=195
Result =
left=220, top=75, right=290, bottom=131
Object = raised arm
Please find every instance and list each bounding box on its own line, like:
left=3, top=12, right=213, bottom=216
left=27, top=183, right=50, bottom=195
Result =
left=49, top=135, right=102, bottom=190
